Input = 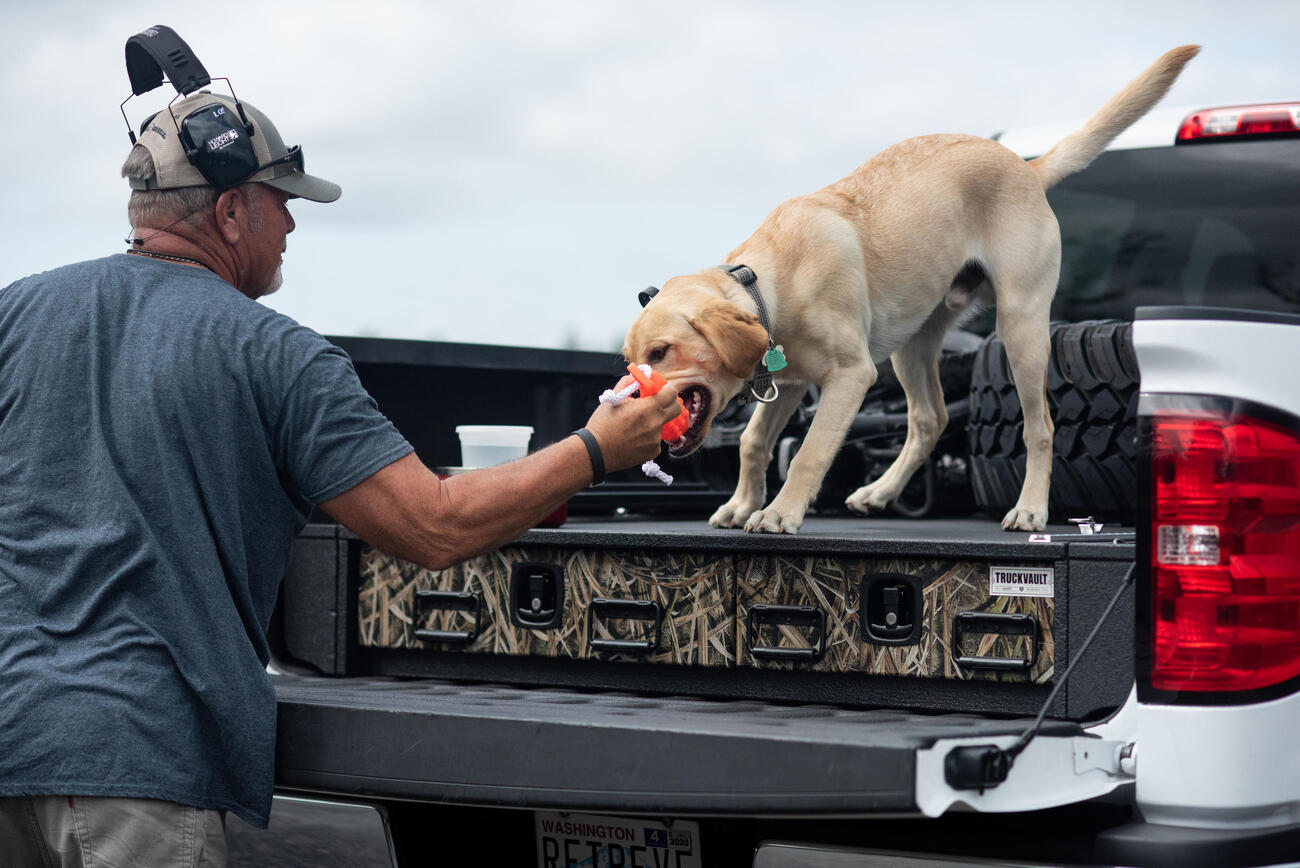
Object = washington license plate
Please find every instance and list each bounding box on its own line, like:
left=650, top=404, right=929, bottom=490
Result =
left=534, top=811, right=701, bottom=868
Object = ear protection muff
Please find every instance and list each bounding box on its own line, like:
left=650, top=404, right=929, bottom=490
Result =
left=174, top=100, right=260, bottom=190
left=121, top=25, right=262, bottom=191
left=638, top=286, right=660, bottom=307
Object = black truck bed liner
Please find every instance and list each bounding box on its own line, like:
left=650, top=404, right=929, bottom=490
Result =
left=273, top=674, right=1083, bottom=815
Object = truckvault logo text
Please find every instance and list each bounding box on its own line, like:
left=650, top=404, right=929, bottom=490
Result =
left=990, top=565, right=1054, bottom=597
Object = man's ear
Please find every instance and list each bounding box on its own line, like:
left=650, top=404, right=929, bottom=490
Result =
left=214, top=188, right=245, bottom=245
left=688, top=299, right=769, bottom=378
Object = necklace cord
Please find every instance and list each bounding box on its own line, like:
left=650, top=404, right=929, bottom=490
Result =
left=126, top=248, right=214, bottom=272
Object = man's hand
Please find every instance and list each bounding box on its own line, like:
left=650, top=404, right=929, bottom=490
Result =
left=585, top=375, right=682, bottom=472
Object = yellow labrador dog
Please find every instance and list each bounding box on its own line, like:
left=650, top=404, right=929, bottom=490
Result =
left=624, top=46, right=1198, bottom=534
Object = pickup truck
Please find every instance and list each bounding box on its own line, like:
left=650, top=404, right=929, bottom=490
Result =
left=227, top=105, right=1300, bottom=867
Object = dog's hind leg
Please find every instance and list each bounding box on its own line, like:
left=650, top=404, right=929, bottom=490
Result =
left=745, top=359, right=876, bottom=534
left=994, top=270, right=1057, bottom=532
left=708, top=383, right=809, bottom=529
left=845, top=304, right=962, bottom=515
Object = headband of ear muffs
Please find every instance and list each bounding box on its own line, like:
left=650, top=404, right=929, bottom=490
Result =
left=125, top=25, right=210, bottom=97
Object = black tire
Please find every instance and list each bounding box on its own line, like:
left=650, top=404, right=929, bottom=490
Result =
left=967, top=320, right=1139, bottom=524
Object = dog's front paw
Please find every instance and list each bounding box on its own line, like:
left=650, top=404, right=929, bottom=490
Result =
left=709, top=498, right=760, bottom=529
left=743, top=506, right=804, bottom=535
left=1001, top=505, right=1047, bottom=532
left=845, top=481, right=895, bottom=515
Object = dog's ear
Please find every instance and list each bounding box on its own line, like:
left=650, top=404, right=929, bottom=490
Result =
left=689, top=300, right=769, bottom=379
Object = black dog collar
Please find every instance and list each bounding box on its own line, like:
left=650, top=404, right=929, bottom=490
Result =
left=718, top=264, right=784, bottom=404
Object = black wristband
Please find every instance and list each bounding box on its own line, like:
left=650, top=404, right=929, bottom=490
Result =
left=572, top=428, right=606, bottom=486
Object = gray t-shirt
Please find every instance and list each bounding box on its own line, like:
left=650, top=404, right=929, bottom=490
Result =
left=0, top=254, right=412, bottom=827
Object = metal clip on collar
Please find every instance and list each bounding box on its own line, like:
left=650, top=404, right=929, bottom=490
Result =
left=750, top=378, right=780, bottom=404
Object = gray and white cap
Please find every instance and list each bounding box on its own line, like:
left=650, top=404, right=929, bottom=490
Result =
left=129, top=91, right=341, bottom=203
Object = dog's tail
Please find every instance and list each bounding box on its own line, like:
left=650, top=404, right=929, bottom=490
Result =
left=1029, top=45, right=1200, bottom=189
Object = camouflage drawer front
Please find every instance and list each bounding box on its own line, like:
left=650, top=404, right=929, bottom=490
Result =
left=358, top=548, right=501, bottom=654
left=357, top=545, right=736, bottom=666
left=736, top=555, right=1055, bottom=683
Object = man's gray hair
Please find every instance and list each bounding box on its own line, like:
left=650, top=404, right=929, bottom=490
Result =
left=121, top=145, right=263, bottom=232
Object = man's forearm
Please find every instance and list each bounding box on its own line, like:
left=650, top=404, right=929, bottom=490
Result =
left=431, top=434, right=594, bottom=565
left=321, top=435, right=595, bottom=572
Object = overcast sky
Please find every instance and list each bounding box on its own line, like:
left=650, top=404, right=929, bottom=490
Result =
left=3, top=1, right=1297, bottom=352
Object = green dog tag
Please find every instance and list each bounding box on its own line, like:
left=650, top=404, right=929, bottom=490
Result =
left=765, top=345, right=787, bottom=372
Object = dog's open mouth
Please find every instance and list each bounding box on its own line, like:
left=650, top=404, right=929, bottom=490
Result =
left=666, top=385, right=712, bottom=457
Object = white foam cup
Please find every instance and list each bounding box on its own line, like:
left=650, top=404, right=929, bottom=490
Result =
left=455, top=425, right=534, bottom=468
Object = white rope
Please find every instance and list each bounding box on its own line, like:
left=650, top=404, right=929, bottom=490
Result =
left=641, top=460, right=674, bottom=485
left=598, top=365, right=655, bottom=406
left=598, top=381, right=640, bottom=406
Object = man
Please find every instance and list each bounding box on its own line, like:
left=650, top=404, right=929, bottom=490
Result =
left=0, top=87, right=679, bottom=866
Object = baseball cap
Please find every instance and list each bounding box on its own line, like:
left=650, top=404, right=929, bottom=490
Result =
left=129, top=91, right=341, bottom=203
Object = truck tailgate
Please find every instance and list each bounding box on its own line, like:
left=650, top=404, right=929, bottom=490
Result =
left=273, top=674, right=1083, bottom=815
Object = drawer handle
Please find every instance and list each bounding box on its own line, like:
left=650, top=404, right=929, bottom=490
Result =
left=588, top=598, right=662, bottom=655
left=747, top=604, right=826, bottom=662
left=413, top=590, right=481, bottom=645
left=952, top=611, right=1038, bottom=673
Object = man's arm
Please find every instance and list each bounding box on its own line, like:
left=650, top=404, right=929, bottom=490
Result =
left=319, top=380, right=680, bottom=571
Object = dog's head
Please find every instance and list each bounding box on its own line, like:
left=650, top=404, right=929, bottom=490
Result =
left=622, top=271, right=770, bottom=457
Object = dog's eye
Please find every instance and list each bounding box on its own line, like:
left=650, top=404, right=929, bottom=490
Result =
left=648, top=346, right=668, bottom=365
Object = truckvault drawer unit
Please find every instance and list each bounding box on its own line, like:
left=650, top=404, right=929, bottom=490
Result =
left=280, top=517, right=1134, bottom=720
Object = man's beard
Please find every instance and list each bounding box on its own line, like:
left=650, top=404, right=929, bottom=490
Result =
left=260, top=265, right=284, bottom=296
left=247, top=187, right=285, bottom=297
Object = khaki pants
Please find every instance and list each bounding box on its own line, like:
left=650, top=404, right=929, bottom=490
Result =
left=0, top=796, right=226, bottom=868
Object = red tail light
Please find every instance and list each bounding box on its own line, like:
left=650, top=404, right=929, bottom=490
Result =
left=1150, top=409, right=1300, bottom=693
left=1176, top=103, right=1300, bottom=142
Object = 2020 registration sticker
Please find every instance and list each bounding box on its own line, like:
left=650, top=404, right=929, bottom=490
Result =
left=535, top=811, right=701, bottom=868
